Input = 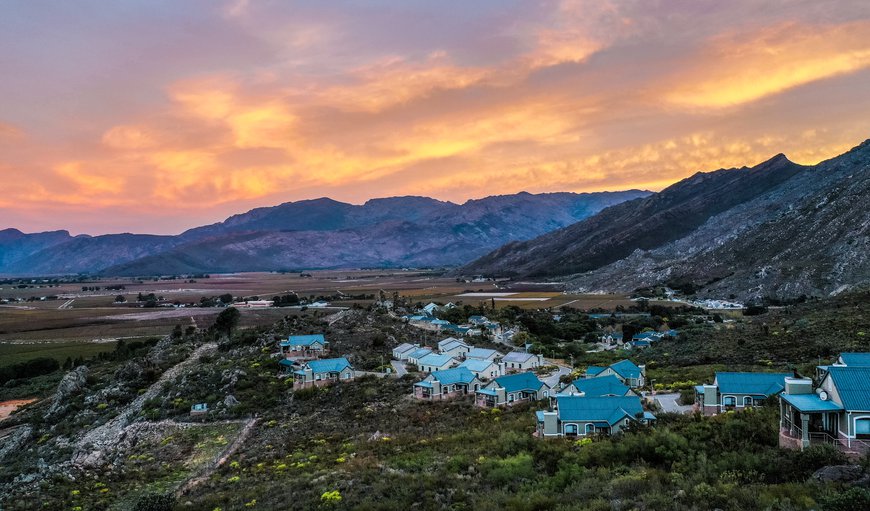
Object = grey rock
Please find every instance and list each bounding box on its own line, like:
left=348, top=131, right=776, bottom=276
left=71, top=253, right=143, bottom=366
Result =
left=47, top=366, right=89, bottom=418
left=812, top=464, right=863, bottom=483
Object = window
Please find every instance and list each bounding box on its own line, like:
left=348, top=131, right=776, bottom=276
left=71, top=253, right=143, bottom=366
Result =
left=585, top=423, right=595, bottom=435
left=743, top=396, right=753, bottom=407
left=723, top=396, right=736, bottom=407
left=565, top=424, right=578, bottom=436
left=856, top=418, right=870, bottom=439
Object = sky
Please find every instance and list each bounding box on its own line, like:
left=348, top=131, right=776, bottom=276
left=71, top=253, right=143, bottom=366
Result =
left=1, top=0, right=869, bottom=235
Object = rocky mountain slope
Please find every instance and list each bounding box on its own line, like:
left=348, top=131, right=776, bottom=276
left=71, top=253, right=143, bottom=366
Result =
left=462, top=140, right=870, bottom=301
left=0, top=190, right=648, bottom=276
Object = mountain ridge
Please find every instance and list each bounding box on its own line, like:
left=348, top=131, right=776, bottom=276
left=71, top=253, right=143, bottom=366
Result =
left=460, top=140, right=870, bottom=301
left=0, top=190, right=650, bottom=276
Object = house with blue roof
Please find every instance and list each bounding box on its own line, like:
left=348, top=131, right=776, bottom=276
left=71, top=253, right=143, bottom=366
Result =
left=468, top=315, right=489, bottom=325
left=406, top=348, right=433, bottom=366
left=280, top=334, right=328, bottom=358
left=536, top=396, right=654, bottom=438
left=475, top=371, right=550, bottom=407
left=413, top=367, right=482, bottom=401
left=817, top=351, right=870, bottom=380
left=292, top=357, right=354, bottom=388
left=588, top=360, right=646, bottom=388
left=458, top=357, right=501, bottom=380
left=779, top=367, right=870, bottom=454
left=697, top=372, right=791, bottom=415
left=558, top=375, right=633, bottom=397
left=417, top=353, right=457, bottom=373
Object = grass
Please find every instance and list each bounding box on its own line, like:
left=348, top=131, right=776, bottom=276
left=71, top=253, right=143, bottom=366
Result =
left=0, top=340, right=117, bottom=366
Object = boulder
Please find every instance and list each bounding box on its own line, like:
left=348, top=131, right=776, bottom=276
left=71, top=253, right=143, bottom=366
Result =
left=813, top=464, right=863, bottom=483
left=47, top=366, right=89, bottom=418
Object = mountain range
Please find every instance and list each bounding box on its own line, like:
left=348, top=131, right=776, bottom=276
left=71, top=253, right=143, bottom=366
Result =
left=461, top=140, right=870, bottom=301
left=0, top=191, right=649, bottom=276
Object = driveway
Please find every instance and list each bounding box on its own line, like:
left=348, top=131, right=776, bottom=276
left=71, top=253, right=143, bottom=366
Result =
left=654, top=392, right=693, bottom=414
left=541, top=362, right=573, bottom=389
left=390, top=360, right=408, bottom=377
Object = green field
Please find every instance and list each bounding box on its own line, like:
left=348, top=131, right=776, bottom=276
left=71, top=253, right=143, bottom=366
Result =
left=0, top=340, right=117, bottom=367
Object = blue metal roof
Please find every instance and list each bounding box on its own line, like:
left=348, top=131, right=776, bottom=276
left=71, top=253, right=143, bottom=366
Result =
left=535, top=410, right=546, bottom=422
left=568, top=375, right=631, bottom=397
left=493, top=372, right=546, bottom=393
left=459, top=358, right=495, bottom=373
left=609, top=360, right=642, bottom=380
left=586, top=366, right=605, bottom=376
left=417, top=353, right=455, bottom=367
left=425, top=367, right=477, bottom=385
left=408, top=348, right=433, bottom=359
left=826, top=367, right=870, bottom=410
left=839, top=352, right=870, bottom=367
left=643, top=411, right=657, bottom=420
left=781, top=393, right=844, bottom=412
left=715, top=372, right=790, bottom=396
left=305, top=357, right=352, bottom=373
left=278, top=358, right=295, bottom=367
left=477, top=388, right=498, bottom=396
left=694, top=385, right=705, bottom=395
left=555, top=396, right=644, bottom=425
left=282, top=334, right=325, bottom=347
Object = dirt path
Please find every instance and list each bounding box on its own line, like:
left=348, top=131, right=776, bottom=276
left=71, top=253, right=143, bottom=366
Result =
left=75, top=342, right=217, bottom=458
left=175, top=417, right=259, bottom=497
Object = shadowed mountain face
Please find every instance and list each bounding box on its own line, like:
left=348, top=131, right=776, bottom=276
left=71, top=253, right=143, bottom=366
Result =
left=0, top=190, right=649, bottom=276
left=461, top=140, right=870, bottom=301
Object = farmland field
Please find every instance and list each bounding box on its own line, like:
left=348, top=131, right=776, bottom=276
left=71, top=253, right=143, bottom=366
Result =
left=0, top=269, right=651, bottom=368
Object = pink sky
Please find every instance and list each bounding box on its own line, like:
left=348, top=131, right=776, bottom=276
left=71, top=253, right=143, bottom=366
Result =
left=1, top=0, right=869, bottom=235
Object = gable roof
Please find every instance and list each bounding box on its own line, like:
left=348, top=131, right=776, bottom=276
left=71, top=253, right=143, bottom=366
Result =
left=825, top=366, right=870, bottom=410
left=555, top=396, right=645, bottom=425
left=567, top=375, right=631, bottom=397
left=393, top=343, right=416, bottom=354
left=408, top=348, right=433, bottom=360
left=305, top=357, right=352, bottom=373
left=714, top=372, right=791, bottom=396
left=608, top=360, right=643, bottom=380
left=282, top=334, right=326, bottom=347
left=503, top=351, right=537, bottom=363
left=458, top=358, right=496, bottom=373
left=838, top=352, right=870, bottom=367
left=439, top=338, right=469, bottom=352
left=425, top=367, right=477, bottom=386
left=417, top=353, right=455, bottom=367
left=467, top=348, right=501, bottom=360
left=493, top=372, right=547, bottom=393
left=586, top=366, right=605, bottom=377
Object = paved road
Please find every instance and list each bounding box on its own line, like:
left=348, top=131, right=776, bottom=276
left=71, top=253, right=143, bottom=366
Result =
left=541, top=362, right=572, bottom=389
left=390, top=360, right=408, bottom=377
left=654, top=392, right=693, bottom=414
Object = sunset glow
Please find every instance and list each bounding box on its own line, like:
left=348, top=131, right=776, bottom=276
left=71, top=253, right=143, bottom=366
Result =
left=2, top=0, right=869, bottom=234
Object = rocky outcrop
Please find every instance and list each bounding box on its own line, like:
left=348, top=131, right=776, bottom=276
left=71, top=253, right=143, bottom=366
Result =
left=813, top=465, right=870, bottom=487
left=47, top=366, right=88, bottom=418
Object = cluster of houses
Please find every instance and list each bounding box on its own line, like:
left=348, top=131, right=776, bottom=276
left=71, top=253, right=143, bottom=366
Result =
left=394, top=337, right=546, bottom=380
left=694, top=352, right=870, bottom=455
left=403, top=305, right=516, bottom=343
left=411, top=350, right=656, bottom=438
left=275, top=331, right=869, bottom=450
left=597, top=329, right=679, bottom=349
left=278, top=334, right=355, bottom=388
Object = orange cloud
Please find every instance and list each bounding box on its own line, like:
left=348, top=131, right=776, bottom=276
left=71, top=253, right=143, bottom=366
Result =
left=666, top=21, right=870, bottom=108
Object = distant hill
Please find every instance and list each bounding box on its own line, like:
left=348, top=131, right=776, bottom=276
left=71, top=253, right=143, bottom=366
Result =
left=0, top=190, right=649, bottom=276
left=461, top=140, right=870, bottom=301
